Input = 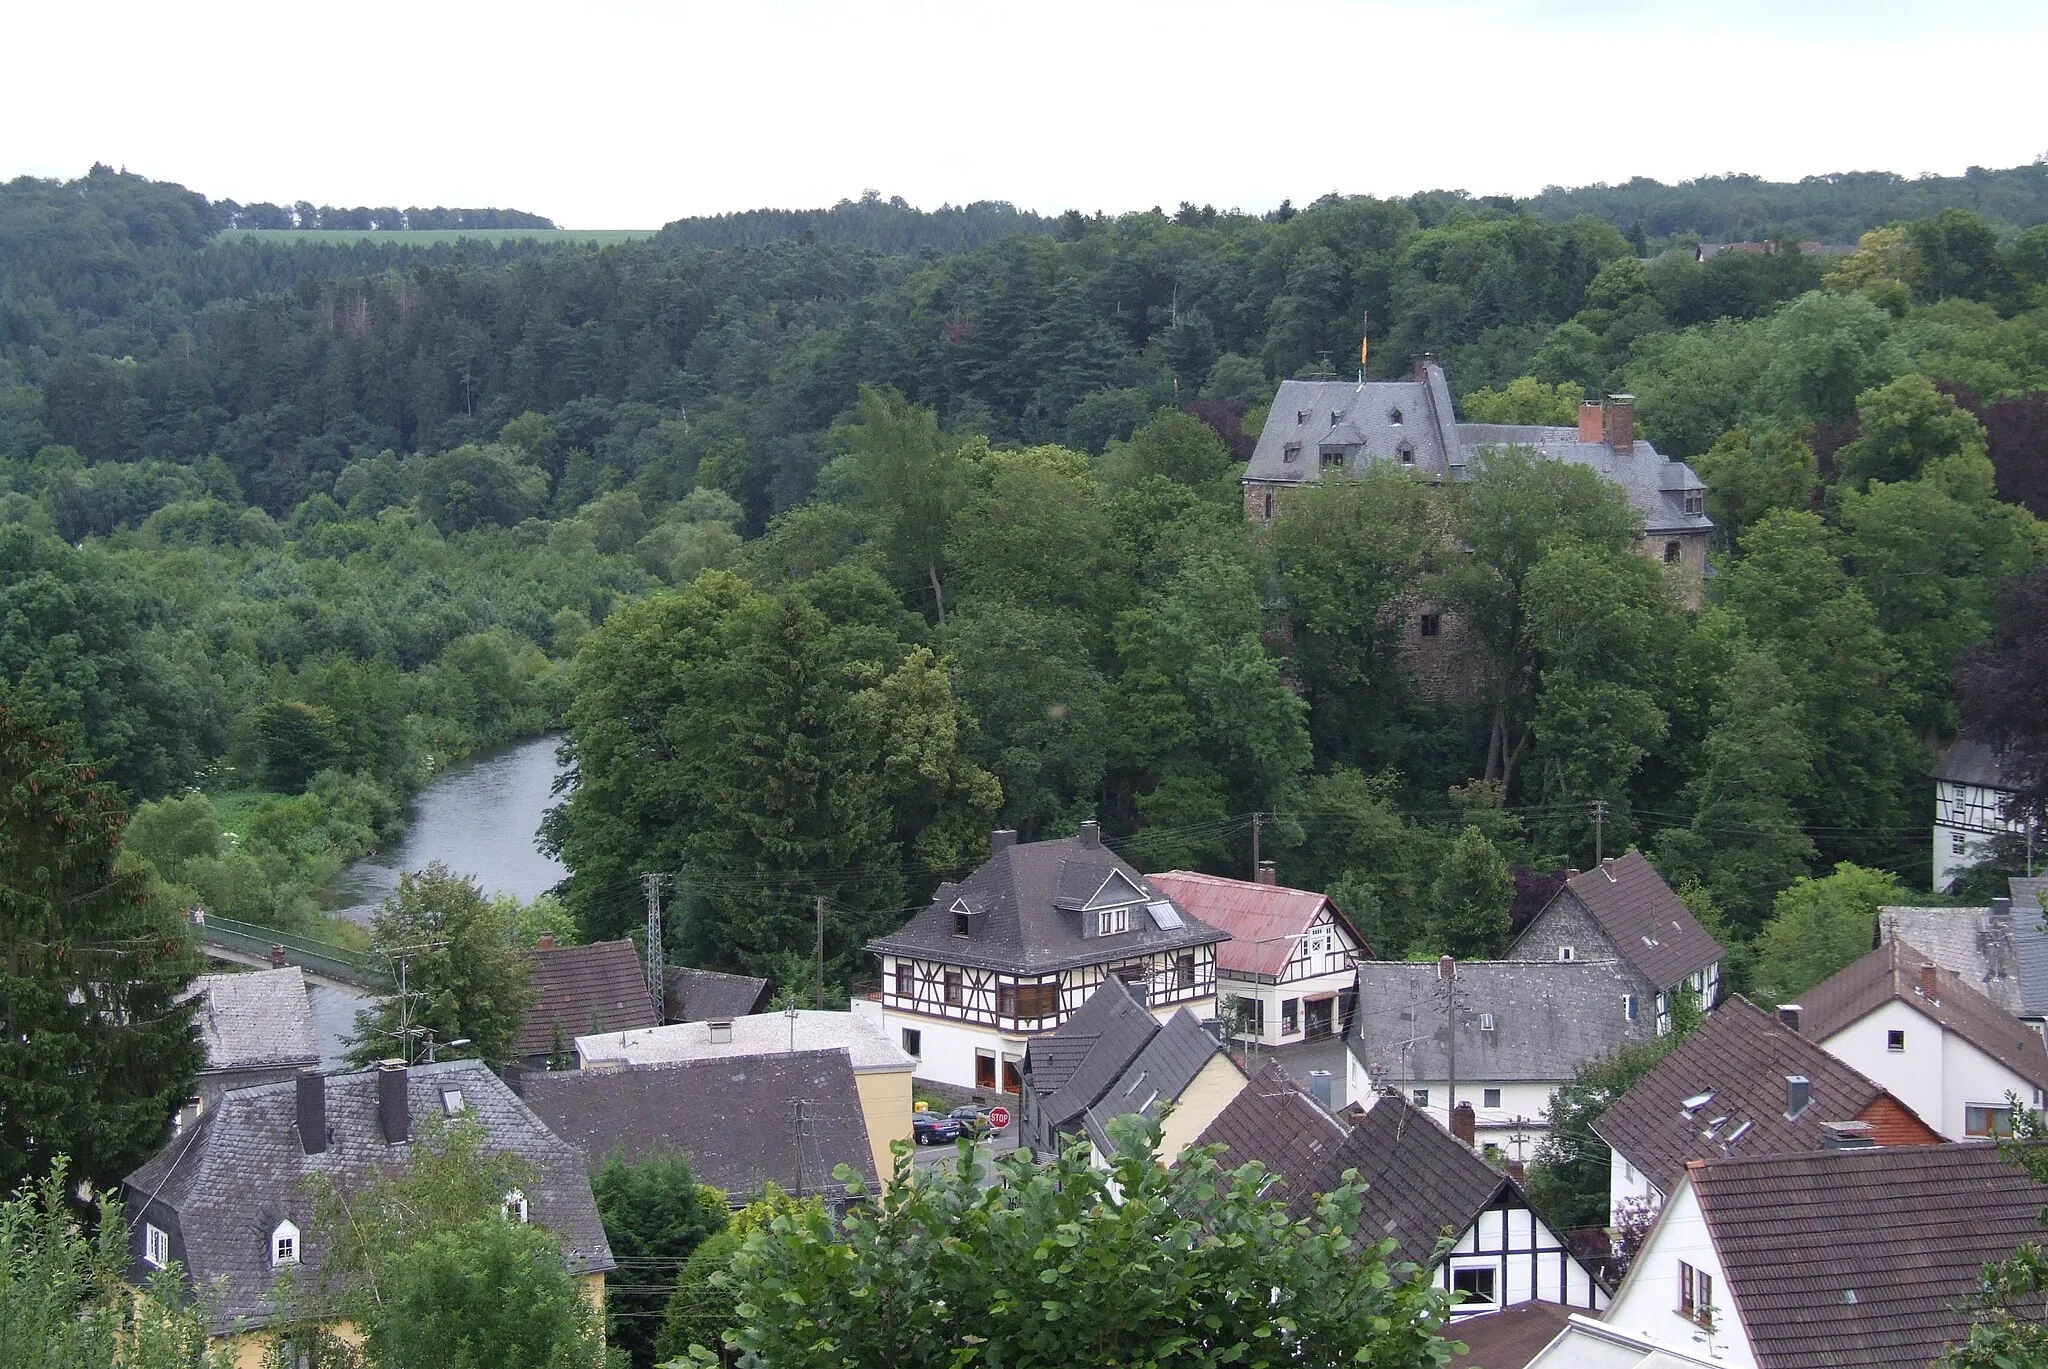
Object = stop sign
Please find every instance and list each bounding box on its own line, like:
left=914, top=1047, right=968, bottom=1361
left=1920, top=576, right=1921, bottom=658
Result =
left=989, top=1105, right=1011, bottom=1130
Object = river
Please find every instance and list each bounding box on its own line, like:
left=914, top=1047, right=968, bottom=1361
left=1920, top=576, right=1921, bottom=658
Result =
left=324, top=733, right=571, bottom=927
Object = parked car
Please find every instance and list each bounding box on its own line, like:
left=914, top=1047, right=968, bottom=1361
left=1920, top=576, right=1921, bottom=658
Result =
left=913, top=1112, right=965, bottom=1146
left=948, top=1106, right=994, bottom=1137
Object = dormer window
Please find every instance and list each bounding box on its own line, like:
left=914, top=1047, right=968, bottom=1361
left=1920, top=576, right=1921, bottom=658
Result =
left=1319, top=448, right=1347, bottom=469
left=1558, top=946, right=1576, bottom=963
left=144, top=1223, right=170, bottom=1270
left=1388, top=408, right=1404, bottom=426
left=1296, top=409, right=1310, bottom=424
left=1283, top=442, right=1301, bottom=464
left=1684, top=489, right=1704, bottom=515
left=952, top=900, right=974, bottom=937
left=1397, top=443, right=1414, bottom=465
left=271, top=1220, right=300, bottom=1267
left=1329, top=409, right=1344, bottom=427
left=1100, top=906, right=1131, bottom=936
left=503, top=1190, right=528, bottom=1223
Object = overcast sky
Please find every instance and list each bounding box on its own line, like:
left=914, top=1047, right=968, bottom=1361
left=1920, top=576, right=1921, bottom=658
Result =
left=7, top=1, right=2045, bottom=227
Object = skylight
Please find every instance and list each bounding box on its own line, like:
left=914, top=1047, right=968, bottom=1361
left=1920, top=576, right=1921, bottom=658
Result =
left=1146, top=900, right=1183, bottom=930
left=1680, top=1090, right=1715, bottom=1115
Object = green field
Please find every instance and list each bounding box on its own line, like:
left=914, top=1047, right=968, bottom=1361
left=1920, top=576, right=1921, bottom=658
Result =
left=216, top=227, right=656, bottom=247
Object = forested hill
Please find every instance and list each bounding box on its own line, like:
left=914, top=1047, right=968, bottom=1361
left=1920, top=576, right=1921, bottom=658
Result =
left=655, top=192, right=1057, bottom=253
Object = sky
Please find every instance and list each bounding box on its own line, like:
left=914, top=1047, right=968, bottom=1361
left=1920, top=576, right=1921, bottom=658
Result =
left=5, top=0, right=2046, bottom=228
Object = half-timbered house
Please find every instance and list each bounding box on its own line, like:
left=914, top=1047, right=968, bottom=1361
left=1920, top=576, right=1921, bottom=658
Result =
left=865, top=822, right=1228, bottom=1094
left=1147, top=865, right=1369, bottom=1047
left=1196, top=1064, right=1606, bottom=1320
left=1931, top=737, right=2030, bottom=893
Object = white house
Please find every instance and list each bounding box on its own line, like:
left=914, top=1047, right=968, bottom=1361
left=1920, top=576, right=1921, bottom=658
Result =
left=865, top=823, right=1226, bottom=1094
left=1793, top=939, right=2048, bottom=1141
left=1932, top=738, right=2034, bottom=893
left=1146, top=866, right=1367, bottom=1047
left=1604, top=1145, right=2048, bottom=1368
left=1198, top=1064, right=1607, bottom=1321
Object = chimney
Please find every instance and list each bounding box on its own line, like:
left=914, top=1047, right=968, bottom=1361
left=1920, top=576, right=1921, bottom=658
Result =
left=1438, top=955, right=1455, bottom=982
left=1991, top=896, right=2014, bottom=922
left=1077, top=820, right=1100, bottom=850
left=269, top=944, right=288, bottom=970
left=295, top=1071, right=326, bottom=1155
left=990, top=829, right=1018, bottom=853
left=1576, top=402, right=1603, bottom=444
left=1451, top=1101, right=1477, bottom=1147
left=1604, top=394, right=1635, bottom=453
left=1918, top=963, right=1939, bottom=1002
left=1308, top=1070, right=1334, bottom=1110
left=1565, top=868, right=1581, bottom=880
left=708, top=1019, right=733, bottom=1044
left=1785, top=1075, right=1811, bottom=1119
left=1413, top=354, right=1437, bottom=381
left=1820, top=1119, right=1875, bottom=1151
left=1506, top=1158, right=1528, bottom=1186
left=377, top=1061, right=409, bottom=1144
left=1255, top=861, right=1277, bottom=886
left=1777, top=1004, right=1801, bottom=1033
left=537, top=933, right=554, bottom=950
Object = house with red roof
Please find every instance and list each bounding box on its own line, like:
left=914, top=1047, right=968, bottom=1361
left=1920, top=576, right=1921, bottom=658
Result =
left=1148, top=865, right=1370, bottom=1048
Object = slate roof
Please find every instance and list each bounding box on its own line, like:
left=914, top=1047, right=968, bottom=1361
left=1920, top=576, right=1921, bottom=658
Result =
left=1194, top=1063, right=1515, bottom=1268
left=1027, top=978, right=1173, bottom=1136
left=663, top=965, right=772, bottom=1022
left=1081, top=1009, right=1239, bottom=1153
left=1241, top=363, right=1712, bottom=538
left=1878, top=904, right=2024, bottom=1015
left=2012, top=876, right=2048, bottom=913
left=515, top=1049, right=878, bottom=1198
left=1351, top=958, right=1653, bottom=1085
left=1447, top=1300, right=1576, bottom=1368
left=576, top=1009, right=915, bottom=1074
left=517, top=940, right=657, bottom=1058
left=1933, top=736, right=2025, bottom=790
left=1146, top=870, right=1371, bottom=978
left=1592, top=997, right=1931, bottom=1197
left=1528, top=853, right=1723, bottom=991
left=184, top=968, right=319, bottom=1073
left=121, top=1060, right=611, bottom=1334
left=866, top=829, right=1225, bottom=975
left=1799, top=939, right=2048, bottom=1092
left=1681, top=1143, right=2048, bottom=1368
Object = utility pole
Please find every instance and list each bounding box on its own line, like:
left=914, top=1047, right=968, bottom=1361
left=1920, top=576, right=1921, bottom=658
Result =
left=814, top=896, right=826, bottom=1010
left=1590, top=799, right=1609, bottom=864
left=642, top=872, right=667, bottom=1020
left=1440, top=955, right=1458, bottom=1124
left=1251, top=812, right=1264, bottom=880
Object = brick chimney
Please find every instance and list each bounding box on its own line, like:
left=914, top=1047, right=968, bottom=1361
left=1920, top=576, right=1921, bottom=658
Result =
left=269, top=944, right=288, bottom=970
left=991, top=829, right=1018, bottom=852
left=1451, top=1101, right=1477, bottom=1147
left=377, top=1061, right=410, bottom=1144
left=1777, top=1004, right=1801, bottom=1033
left=1918, top=963, right=1939, bottom=1002
left=536, top=933, right=554, bottom=950
left=1506, top=1158, right=1527, bottom=1185
left=1077, top=820, right=1100, bottom=850
left=295, top=1071, right=326, bottom=1155
left=1413, top=353, right=1437, bottom=382
left=1255, top=861, right=1277, bottom=886
left=1577, top=402, right=1603, bottom=443
left=1604, top=395, right=1635, bottom=452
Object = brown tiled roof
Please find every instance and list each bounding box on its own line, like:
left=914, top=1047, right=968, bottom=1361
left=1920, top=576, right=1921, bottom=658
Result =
left=517, top=940, right=657, bottom=1058
left=1447, top=1300, right=1575, bottom=1367
left=1593, top=996, right=1937, bottom=1197
left=1551, top=853, right=1722, bottom=990
left=1800, top=940, right=2048, bottom=1093
left=1146, top=871, right=1371, bottom=978
left=1684, top=1143, right=2048, bottom=1368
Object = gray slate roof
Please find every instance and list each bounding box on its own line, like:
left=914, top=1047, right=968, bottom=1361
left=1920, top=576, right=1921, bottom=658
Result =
left=1242, top=363, right=1711, bottom=537
left=1878, top=904, right=2026, bottom=1015
left=185, top=968, right=319, bottom=1073
left=867, top=829, right=1225, bottom=974
left=121, top=1060, right=611, bottom=1334
left=1351, top=958, right=1653, bottom=1085
left=1522, top=853, right=1723, bottom=992
left=1082, top=1009, right=1238, bottom=1154
left=1932, top=737, right=2024, bottom=789
left=514, top=1049, right=878, bottom=1198
left=1027, top=978, right=1171, bottom=1137
left=663, top=965, right=773, bottom=1022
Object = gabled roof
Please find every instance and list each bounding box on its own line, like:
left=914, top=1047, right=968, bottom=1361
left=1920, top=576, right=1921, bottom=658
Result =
left=1526, top=853, right=1722, bottom=991
left=1878, top=904, right=2024, bottom=1015
left=577, top=1009, right=915, bottom=1074
left=1799, top=939, right=2048, bottom=1092
left=1592, top=997, right=1934, bottom=1197
left=663, top=965, right=773, bottom=1022
left=517, top=940, right=657, bottom=1058
left=515, top=1049, right=877, bottom=1198
left=121, top=1060, right=610, bottom=1334
left=1194, top=1063, right=1515, bottom=1268
left=1145, top=870, right=1371, bottom=979
left=1027, top=978, right=1168, bottom=1133
left=866, top=829, right=1225, bottom=974
left=1351, top=958, right=1653, bottom=1085
left=1081, top=1010, right=1238, bottom=1153
left=184, top=967, right=319, bottom=1073
left=1932, top=736, right=2024, bottom=790
left=1447, top=1300, right=1577, bottom=1368
left=1680, top=1143, right=2048, bottom=1369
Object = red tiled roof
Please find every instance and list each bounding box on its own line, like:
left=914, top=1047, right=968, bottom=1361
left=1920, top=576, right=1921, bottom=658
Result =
left=517, top=939, right=658, bottom=1058
left=1147, top=870, right=1369, bottom=979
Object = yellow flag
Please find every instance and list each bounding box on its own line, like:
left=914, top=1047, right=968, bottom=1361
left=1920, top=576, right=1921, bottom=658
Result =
left=1360, top=334, right=1369, bottom=368
left=1359, top=312, right=1370, bottom=369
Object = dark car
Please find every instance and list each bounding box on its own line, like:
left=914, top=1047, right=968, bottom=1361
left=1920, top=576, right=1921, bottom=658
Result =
left=913, top=1112, right=965, bottom=1146
left=947, top=1106, right=994, bottom=1138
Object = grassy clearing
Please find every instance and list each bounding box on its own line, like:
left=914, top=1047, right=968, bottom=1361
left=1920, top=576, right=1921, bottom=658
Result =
left=215, top=227, right=656, bottom=247
left=209, top=787, right=283, bottom=842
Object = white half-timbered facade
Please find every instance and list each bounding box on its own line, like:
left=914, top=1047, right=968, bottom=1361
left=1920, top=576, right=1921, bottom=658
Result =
left=1434, top=1193, right=1606, bottom=1320
left=1148, top=868, right=1369, bottom=1047
left=867, top=823, right=1226, bottom=1094
left=1932, top=738, right=2030, bottom=893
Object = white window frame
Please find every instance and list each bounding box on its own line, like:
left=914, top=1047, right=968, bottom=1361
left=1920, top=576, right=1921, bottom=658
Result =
left=1557, top=946, right=1575, bottom=963
left=271, top=1220, right=300, bottom=1268
left=144, top=1222, right=171, bottom=1270
left=1448, top=1258, right=1501, bottom=1309
left=1099, top=906, right=1130, bottom=936
left=504, top=1189, right=529, bottom=1223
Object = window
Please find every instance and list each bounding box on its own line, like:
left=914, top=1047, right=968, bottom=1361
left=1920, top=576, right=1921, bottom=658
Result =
left=1016, top=982, right=1058, bottom=1018
left=1099, top=906, right=1130, bottom=936
left=440, top=1088, right=465, bottom=1115
left=1418, top=612, right=1441, bottom=638
left=943, top=970, right=963, bottom=1006
left=998, top=982, right=1017, bottom=1016
left=1319, top=448, right=1347, bottom=469
left=144, top=1223, right=170, bottom=1270
left=1283, top=442, right=1302, bottom=464
left=954, top=909, right=971, bottom=937
left=1663, top=541, right=1682, bottom=564
left=901, top=1028, right=921, bottom=1058
left=1175, top=954, right=1195, bottom=990
left=1397, top=443, right=1415, bottom=465
left=1625, top=993, right=1639, bottom=1021
left=1413, top=1088, right=1430, bottom=1107
left=975, top=1051, right=997, bottom=1091
left=1953, top=830, right=1968, bottom=855
left=1685, top=489, right=1705, bottom=515
left=1679, top=1259, right=1696, bottom=1317
left=1887, top=1029, right=1905, bottom=1052
left=1450, top=1265, right=1498, bottom=1306
left=1483, top=1087, right=1502, bottom=1108
left=1967, top=1104, right=2015, bottom=1138
left=894, top=962, right=913, bottom=997
left=1282, top=998, right=1300, bottom=1035
left=1296, top=410, right=1310, bottom=425
left=1557, top=946, right=1576, bottom=963
left=271, top=1220, right=300, bottom=1268
left=1388, top=408, right=1404, bottom=426
left=1226, top=994, right=1265, bottom=1036
left=1263, top=491, right=1275, bottom=519
left=503, top=1190, right=528, bottom=1223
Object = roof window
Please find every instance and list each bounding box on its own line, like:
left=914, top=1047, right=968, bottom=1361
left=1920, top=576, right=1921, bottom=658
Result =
left=1296, top=409, right=1310, bottom=424
left=1397, top=443, right=1414, bottom=465
left=1283, top=442, right=1301, bottom=463
left=271, top=1220, right=300, bottom=1268
left=1388, top=408, right=1403, bottom=425
left=440, top=1088, right=465, bottom=1115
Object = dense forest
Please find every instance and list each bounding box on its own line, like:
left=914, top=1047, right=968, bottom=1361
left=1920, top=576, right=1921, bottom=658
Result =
left=2, top=161, right=2045, bottom=996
